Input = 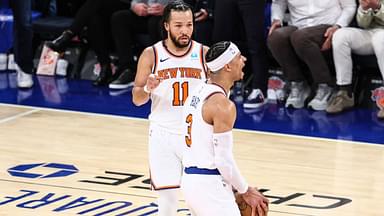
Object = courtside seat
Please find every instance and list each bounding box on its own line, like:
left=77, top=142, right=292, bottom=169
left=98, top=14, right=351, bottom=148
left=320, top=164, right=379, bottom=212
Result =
left=32, top=0, right=79, bottom=41
left=32, top=16, right=73, bottom=37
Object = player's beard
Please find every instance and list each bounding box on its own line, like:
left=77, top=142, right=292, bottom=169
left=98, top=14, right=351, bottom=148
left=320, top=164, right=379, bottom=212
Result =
left=169, top=30, right=191, bottom=48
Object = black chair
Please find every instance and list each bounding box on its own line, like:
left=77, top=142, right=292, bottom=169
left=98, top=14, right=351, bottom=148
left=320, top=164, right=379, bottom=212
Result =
left=32, top=0, right=78, bottom=41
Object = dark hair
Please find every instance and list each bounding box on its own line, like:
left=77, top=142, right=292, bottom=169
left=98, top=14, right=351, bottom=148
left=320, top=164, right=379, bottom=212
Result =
left=161, top=1, right=194, bottom=39
left=205, top=41, right=231, bottom=63
left=162, top=0, right=193, bottom=23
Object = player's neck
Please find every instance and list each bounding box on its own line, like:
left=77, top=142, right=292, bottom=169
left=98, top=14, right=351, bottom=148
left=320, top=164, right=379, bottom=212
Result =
left=209, top=77, right=233, bottom=95
left=164, top=39, right=191, bottom=56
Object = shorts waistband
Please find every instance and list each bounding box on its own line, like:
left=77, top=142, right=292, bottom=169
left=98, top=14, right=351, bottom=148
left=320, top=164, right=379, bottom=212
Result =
left=184, top=167, right=220, bottom=175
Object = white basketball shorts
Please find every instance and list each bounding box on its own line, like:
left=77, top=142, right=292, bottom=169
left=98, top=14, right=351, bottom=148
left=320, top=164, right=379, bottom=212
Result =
left=181, top=172, right=241, bottom=216
left=148, top=123, right=185, bottom=190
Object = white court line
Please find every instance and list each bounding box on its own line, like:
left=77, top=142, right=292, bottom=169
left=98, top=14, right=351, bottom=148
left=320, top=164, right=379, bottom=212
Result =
left=0, top=103, right=147, bottom=122
left=0, top=103, right=383, bottom=147
left=235, top=128, right=384, bottom=147
left=0, top=109, right=40, bottom=125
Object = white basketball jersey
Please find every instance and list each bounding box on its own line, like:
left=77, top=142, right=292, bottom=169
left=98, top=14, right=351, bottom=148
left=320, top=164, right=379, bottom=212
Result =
left=149, top=40, right=207, bottom=134
left=182, top=83, right=227, bottom=169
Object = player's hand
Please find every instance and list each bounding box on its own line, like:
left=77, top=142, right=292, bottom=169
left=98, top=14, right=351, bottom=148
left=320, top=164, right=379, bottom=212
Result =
left=360, top=0, right=370, bottom=10
left=360, top=0, right=380, bottom=10
left=321, top=25, right=339, bottom=51
left=194, top=9, right=208, bottom=22
left=268, top=19, right=282, bottom=36
left=147, top=3, right=165, bottom=16
left=145, top=74, right=162, bottom=92
left=242, top=187, right=269, bottom=216
left=132, top=3, right=148, bottom=16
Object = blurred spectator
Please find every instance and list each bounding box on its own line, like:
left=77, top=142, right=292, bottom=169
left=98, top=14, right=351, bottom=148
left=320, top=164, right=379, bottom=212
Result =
left=327, top=0, right=384, bottom=120
left=184, top=0, right=214, bottom=46
left=46, top=0, right=131, bottom=86
left=213, top=0, right=269, bottom=109
left=49, top=0, right=56, bottom=16
left=108, top=0, right=169, bottom=90
left=11, top=0, right=34, bottom=88
left=268, top=0, right=356, bottom=111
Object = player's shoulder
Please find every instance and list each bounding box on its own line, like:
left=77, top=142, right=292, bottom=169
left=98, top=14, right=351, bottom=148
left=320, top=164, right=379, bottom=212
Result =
left=142, top=46, right=155, bottom=56
left=191, top=40, right=205, bottom=49
left=202, top=45, right=209, bottom=55
left=139, top=46, right=156, bottom=61
left=206, top=93, right=235, bottom=114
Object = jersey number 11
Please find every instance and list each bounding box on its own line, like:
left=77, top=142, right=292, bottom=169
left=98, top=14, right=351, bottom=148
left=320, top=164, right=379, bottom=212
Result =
left=172, top=81, right=189, bottom=106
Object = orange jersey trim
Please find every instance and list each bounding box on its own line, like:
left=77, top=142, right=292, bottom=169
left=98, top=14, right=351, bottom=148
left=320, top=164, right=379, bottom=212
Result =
left=152, top=184, right=180, bottom=191
left=149, top=169, right=180, bottom=191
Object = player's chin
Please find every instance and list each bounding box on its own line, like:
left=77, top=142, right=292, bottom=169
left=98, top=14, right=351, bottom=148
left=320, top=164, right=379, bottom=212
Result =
left=238, top=72, right=244, bottom=80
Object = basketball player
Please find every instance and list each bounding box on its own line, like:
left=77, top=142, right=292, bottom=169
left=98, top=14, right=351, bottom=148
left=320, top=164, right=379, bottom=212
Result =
left=132, top=1, right=208, bottom=215
left=181, top=41, right=269, bottom=216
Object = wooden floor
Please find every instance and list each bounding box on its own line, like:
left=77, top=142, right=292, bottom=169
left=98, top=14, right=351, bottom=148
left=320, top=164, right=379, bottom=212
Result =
left=0, top=104, right=383, bottom=216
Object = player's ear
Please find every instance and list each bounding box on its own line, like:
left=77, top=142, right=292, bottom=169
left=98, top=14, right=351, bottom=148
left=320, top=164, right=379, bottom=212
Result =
left=164, top=22, right=170, bottom=32
left=224, top=63, right=231, bottom=72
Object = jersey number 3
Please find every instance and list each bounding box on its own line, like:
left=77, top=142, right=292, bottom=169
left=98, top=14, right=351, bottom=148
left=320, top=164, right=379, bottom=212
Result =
left=185, top=114, right=193, bottom=147
left=172, top=81, right=189, bottom=106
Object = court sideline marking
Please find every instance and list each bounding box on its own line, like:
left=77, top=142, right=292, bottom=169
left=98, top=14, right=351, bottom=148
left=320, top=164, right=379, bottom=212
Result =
left=1, top=103, right=382, bottom=147
left=0, top=109, right=40, bottom=125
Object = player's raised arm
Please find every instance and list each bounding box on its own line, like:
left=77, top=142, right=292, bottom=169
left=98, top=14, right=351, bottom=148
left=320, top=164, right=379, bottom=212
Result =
left=132, top=47, right=157, bottom=106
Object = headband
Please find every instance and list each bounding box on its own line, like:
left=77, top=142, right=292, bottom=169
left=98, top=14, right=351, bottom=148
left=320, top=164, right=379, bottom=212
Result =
left=206, top=42, right=240, bottom=72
